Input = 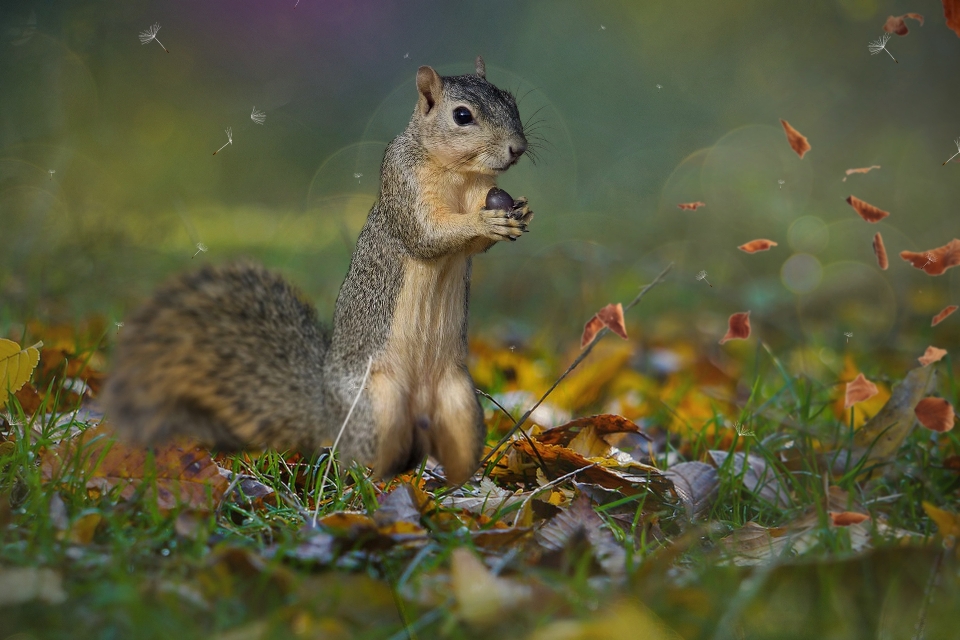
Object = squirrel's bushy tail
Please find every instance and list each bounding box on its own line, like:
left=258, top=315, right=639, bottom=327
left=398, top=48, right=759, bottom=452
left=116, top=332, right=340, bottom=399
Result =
left=102, top=262, right=330, bottom=452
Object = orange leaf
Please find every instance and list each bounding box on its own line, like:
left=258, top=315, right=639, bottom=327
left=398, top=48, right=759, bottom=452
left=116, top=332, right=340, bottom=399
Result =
left=677, top=201, right=706, bottom=210
left=829, top=511, right=870, bottom=526
left=943, top=0, right=960, bottom=37
left=845, top=195, right=889, bottom=223
left=883, top=13, right=924, bottom=35
left=737, top=239, right=778, bottom=254
left=900, top=239, right=960, bottom=275
left=581, top=303, right=627, bottom=348
left=842, top=165, right=881, bottom=181
left=915, top=397, right=955, bottom=433
left=918, top=346, right=947, bottom=366
left=932, top=305, right=958, bottom=327
left=844, top=373, right=879, bottom=409
left=779, top=119, right=811, bottom=159
left=872, top=232, right=888, bottom=270
left=719, top=312, right=751, bottom=345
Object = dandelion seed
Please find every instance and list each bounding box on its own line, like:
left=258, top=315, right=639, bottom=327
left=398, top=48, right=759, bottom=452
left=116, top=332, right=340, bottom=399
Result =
left=115, top=322, right=124, bottom=333
left=778, top=179, right=785, bottom=190
left=192, top=242, right=208, bottom=258
left=138, top=23, right=169, bottom=53
left=353, top=173, right=362, bottom=183
left=656, top=84, right=662, bottom=90
left=695, top=270, right=713, bottom=288
left=735, top=422, right=754, bottom=437
left=942, top=138, right=960, bottom=166
left=868, top=33, right=897, bottom=63
left=250, top=107, right=266, bottom=125
left=212, top=128, right=232, bottom=155
left=599, top=25, right=606, bottom=30
left=403, top=52, right=409, bottom=59
left=844, top=331, right=853, bottom=343
left=48, top=169, right=55, bottom=180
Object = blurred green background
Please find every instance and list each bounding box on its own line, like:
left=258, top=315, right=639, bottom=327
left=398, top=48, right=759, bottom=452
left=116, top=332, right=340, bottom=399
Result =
left=1, top=0, right=958, bottom=363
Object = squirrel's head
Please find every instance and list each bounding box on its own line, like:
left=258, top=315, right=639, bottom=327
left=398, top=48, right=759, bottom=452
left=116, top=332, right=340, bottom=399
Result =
left=413, top=57, right=527, bottom=175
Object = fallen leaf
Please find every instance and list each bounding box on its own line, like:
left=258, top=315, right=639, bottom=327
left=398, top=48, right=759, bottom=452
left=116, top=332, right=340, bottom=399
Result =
left=0, top=567, right=67, bottom=606
left=738, top=239, right=778, bottom=253
left=677, top=201, right=706, bottom=210
left=528, top=600, right=682, bottom=640
left=664, top=461, right=718, bottom=520
left=709, top=450, right=790, bottom=508
left=845, top=373, right=880, bottom=408
left=68, top=512, right=102, bottom=544
left=780, top=119, right=811, bottom=159
left=842, top=165, right=881, bottom=181
left=373, top=483, right=424, bottom=533
left=719, top=311, right=751, bottom=345
left=922, top=501, right=960, bottom=539
left=719, top=521, right=791, bottom=565
left=0, top=339, right=41, bottom=408
left=536, top=493, right=626, bottom=577
left=914, top=397, right=955, bottom=433
left=581, top=303, right=627, bottom=348
left=883, top=13, right=924, bottom=35
left=932, top=305, right=958, bottom=327
left=845, top=195, right=890, bottom=223
left=872, top=233, right=888, bottom=270
left=900, top=239, right=960, bottom=275
left=440, top=478, right=525, bottom=517
left=535, top=414, right=651, bottom=464
left=918, top=346, right=947, bottom=366
left=451, top=548, right=531, bottom=626
left=942, top=0, right=960, bottom=38
left=830, top=511, right=870, bottom=526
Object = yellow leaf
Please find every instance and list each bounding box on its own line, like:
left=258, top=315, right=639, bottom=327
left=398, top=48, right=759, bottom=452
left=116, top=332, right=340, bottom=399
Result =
left=0, top=339, right=41, bottom=408
left=922, top=502, right=960, bottom=540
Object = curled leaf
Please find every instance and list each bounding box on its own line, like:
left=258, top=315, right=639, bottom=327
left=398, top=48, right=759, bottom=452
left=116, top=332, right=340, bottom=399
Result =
left=845, top=195, right=890, bottom=223
left=932, top=305, right=958, bottom=327
left=845, top=373, right=880, bottom=409
left=883, top=13, right=924, bottom=35
left=738, top=239, right=778, bottom=253
left=918, top=346, right=947, bottom=367
left=581, top=303, right=627, bottom=348
left=915, top=397, right=955, bottom=432
left=900, top=239, right=960, bottom=275
left=830, top=511, right=870, bottom=526
left=780, top=119, right=811, bottom=159
left=677, top=201, right=706, bottom=210
left=946, top=0, right=960, bottom=38
left=872, top=232, right=888, bottom=270
left=719, top=311, right=751, bottom=345
left=842, top=165, right=881, bottom=181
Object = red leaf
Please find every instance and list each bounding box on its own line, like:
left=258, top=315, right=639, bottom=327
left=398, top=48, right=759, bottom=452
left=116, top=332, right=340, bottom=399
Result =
left=943, top=0, right=960, bottom=37
left=845, top=195, right=890, bottom=223
left=844, top=373, right=879, bottom=409
left=719, top=311, right=751, bottom=345
left=883, top=13, right=924, bottom=36
left=677, top=201, right=706, bottom=210
left=915, top=397, right=955, bottom=433
left=842, top=165, right=881, bottom=181
left=872, top=232, right=888, bottom=270
left=918, top=346, right=948, bottom=367
left=830, top=511, right=870, bottom=526
left=779, top=119, right=811, bottom=159
left=900, top=239, right=960, bottom=275
left=581, top=303, right=627, bottom=348
left=932, top=305, right=958, bottom=327
left=737, top=239, right=778, bottom=254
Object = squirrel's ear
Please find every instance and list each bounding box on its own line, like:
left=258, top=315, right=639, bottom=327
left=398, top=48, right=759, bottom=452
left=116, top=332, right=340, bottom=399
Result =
left=416, top=66, right=442, bottom=116
left=475, top=56, right=485, bottom=79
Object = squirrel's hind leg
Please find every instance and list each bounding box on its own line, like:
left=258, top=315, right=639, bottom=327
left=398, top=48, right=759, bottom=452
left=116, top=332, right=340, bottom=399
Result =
left=427, top=369, right=485, bottom=485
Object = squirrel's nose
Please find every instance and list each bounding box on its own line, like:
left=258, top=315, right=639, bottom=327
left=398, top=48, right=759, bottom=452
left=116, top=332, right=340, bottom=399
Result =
left=508, top=140, right=527, bottom=160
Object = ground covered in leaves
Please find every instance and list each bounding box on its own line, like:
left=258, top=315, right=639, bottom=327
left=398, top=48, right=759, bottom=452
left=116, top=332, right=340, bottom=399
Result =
left=1, top=313, right=959, bottom=639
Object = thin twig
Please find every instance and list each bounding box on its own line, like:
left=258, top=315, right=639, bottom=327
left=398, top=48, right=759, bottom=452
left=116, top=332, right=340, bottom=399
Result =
left=478, top=262, right=673, bottom=476
left=475, top=388, right=549, bottom=475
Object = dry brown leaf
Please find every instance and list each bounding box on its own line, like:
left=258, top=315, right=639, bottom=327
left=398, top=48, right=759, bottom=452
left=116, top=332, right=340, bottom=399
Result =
left=830, top=511, right=870, bottom=526
left=918, top=346, right=948, bottom=367
left=883, top=13, right=924, bottom=35
left=738, top=239, right=778, bottom=253
left=677, top=201, right=706, bottom=210
left=900, top=239, right=960, bottom=275
left=40, top=425, right=228, bottom=512
left=914, top=397, right=955, bottom=433
left=872, top=233, right=889, bottom=270
left=932, top=305, right=958, bottom=327
left=845, top=373, right=880, bottom=408
left=581, top=303, right=627, bottom=348
left=845, top=195, right=889, bottom=223
left=943, top=0, right=960, bottom=37
left=719, top=311, right=751, bottom=345
left=843, top=165, right=881, bottom=181
left=536, top=493, right=626, bottom=577
left=780, top=119, right=811, bottom=159
left=664, top=461, right=718, bottom=520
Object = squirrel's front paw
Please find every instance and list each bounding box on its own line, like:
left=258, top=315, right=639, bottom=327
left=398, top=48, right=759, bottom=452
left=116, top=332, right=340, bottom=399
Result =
left=479, top=199, right=533, bottom=242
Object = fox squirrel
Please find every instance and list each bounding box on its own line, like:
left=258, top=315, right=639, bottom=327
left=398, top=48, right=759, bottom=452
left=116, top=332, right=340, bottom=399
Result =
left=102, top=57, right=532, bottom=485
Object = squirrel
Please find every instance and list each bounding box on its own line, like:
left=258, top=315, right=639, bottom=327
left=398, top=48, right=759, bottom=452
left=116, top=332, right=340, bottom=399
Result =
left=102, top=57, right=532, bottom=485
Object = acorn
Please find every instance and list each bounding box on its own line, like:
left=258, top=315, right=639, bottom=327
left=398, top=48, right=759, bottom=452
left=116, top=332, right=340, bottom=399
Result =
left=485, top=187, right=515, bottom=211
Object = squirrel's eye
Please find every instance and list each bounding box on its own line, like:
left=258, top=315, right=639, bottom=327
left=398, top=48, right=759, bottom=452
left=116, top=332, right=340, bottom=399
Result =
left=452, top=106, right=474, bottom=126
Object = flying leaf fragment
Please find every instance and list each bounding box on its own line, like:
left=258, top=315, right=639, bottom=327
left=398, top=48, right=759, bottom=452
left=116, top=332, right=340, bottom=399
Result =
left=677, top=201, right=706, bottom=210
left=900, top=239, right=960, bottom=275
left=943, top=0, right=960, bottom=38
left=872, top=232, right=889, bottom=270
left=830, top=511, right=870, bottom=526
left=451, top=548, right=531, bottom=626
left=883, top=13, right=924, bottom=35
left=581, top=303, right=627, bottom=348
left=780, top=119, right=811, bottom=159
left=919, top=346, right=948, bottom=366
left=842, top=165, right=881, bottom=181
left=0, top=339, right=42, bottom=408
left=845, top=195, right=890, bottom=223
left=914, top=397, right=955, bottom=433
left=845, top=373, right=880, bottom=408
left=738, top=239, right=778, bottom=253
left=932, top=305, right=958, bottom=327
left=719, top=311, right=751, bottom=345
